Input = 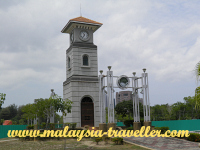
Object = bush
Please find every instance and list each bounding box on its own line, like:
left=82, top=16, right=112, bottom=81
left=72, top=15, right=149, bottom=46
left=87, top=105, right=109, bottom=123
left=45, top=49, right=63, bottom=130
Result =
left=27, top=125, right=34, bottom=129
left=124, top=119, right=134, bottom=127
left=41, top=122, right=46, bottom=129
left=126, top=127, right=133, bottom=130
left=49, top=123, right=55, bottom=130
left=95, top=137, right=102, bottom=145
left=71, top=123, right=77, bottom=129
left=64, top=123, right=71, bottom=127
left=187, top=133, right=200, bottom=142
left=111, top=137, right=123, bottom=145
left=154, top=127, right=169, bottom=134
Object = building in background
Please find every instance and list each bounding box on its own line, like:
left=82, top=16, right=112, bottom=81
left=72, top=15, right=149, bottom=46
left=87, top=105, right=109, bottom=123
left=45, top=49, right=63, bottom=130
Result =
left=116, top=91, right=143, bottom=105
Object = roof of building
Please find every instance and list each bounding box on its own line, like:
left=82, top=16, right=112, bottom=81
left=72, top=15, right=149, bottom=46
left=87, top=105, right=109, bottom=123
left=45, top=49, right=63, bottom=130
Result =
left=61, top=16, right=102, bottom=33
left=69, top=16, right=102, bottom=25
left=3, top=120, right=12, bottom=125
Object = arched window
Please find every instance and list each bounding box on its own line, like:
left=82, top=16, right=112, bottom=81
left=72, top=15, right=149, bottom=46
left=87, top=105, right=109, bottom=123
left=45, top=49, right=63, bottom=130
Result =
left=68, top=57, right=70, bottom=68
left=83, top=55, right=89, bottom=66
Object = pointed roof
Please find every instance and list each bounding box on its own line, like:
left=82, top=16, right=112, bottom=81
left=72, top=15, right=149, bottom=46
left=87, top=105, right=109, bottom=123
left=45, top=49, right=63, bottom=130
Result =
left=70, top=16, right=102, bottom=25
left=61, top=16, right=102, bottom=33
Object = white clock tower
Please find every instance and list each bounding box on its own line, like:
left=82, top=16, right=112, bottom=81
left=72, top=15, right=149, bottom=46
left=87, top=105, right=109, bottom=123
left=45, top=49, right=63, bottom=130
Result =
left=61, top=16, right=102, bottom=127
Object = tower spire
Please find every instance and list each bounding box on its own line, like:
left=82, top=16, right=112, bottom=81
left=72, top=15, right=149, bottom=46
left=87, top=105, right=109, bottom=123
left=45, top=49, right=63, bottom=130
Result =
left=80, top=3, right=82, bottom=17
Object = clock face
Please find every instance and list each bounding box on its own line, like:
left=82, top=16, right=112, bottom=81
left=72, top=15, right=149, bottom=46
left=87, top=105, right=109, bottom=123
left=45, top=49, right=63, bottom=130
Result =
left=80, top=30, right=89, bottom=41
left=117, top=76, right=130, bottom=89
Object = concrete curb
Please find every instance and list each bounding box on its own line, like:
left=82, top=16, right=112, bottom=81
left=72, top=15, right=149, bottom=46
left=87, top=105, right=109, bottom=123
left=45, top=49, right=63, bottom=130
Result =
left=0, top=139, right=18, bottom=142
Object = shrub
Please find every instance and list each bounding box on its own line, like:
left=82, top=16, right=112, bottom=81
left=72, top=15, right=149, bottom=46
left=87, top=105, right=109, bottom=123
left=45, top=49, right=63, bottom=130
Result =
left=64, top=123, right=71, bottom=127
left=71, top=123, right=77, bottom=129
left=154, top=127, right=169, bottom=134
left=41, top=122, right=46, bottom=129
left=27, top=125, right=34, bottom=129
left=49, top=123, right=55, bottom=130
left=95, top=137, right=102, bottom=145
left=124, top=119, right=133, bottom=127
left=187, top=133, right=200, bottom=142
left=126, top=127, right=133, bottom=130
left=111, top=137, right=123, bottom=145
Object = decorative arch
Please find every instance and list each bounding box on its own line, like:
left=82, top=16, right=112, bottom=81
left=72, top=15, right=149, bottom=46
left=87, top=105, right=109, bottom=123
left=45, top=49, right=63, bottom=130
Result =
left=81, top=96, right=94, bottom=127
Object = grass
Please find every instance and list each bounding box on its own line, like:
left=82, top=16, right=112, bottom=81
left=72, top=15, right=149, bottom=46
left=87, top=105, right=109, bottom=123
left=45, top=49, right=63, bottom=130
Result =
left=0, top=137, right=149, bottom=150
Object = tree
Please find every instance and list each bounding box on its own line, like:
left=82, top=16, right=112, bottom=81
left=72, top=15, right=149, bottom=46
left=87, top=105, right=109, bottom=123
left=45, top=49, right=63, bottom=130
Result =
left=0, top=93, right=6, bottom=109
left=195, top=61, right=200, bottom=83
left=195, top=61, right=200, bottom=109
left=34, top=94, right=72, bottom=125
left=115, top=100, right=133, bottom=119
left=0, top=107, right=10, bottom=120
left=22, top=103, right=36, bottom=125
left=195, top=87, right=200, bottom=110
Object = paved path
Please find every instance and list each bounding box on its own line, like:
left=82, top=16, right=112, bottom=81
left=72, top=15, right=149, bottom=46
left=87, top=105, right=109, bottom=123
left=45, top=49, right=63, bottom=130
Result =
left=0, top=139, right=18, bottom=142
left=124, top=136, right=200, bottom=150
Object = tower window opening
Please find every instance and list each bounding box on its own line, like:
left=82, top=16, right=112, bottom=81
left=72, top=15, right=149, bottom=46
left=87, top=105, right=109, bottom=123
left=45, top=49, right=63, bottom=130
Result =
left=68, top=57, right=70, bottom=68
left=83, top=55, right=89, bottom=66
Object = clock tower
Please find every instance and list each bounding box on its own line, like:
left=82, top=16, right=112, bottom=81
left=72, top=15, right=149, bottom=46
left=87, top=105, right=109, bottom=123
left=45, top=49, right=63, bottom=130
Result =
left=61, top=17, right=102, bottom=127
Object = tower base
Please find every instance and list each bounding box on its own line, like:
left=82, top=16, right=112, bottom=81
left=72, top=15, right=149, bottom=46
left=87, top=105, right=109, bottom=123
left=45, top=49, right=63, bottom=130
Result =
left=133, top=122, right=141, bottom=130
left=99, top=123, right=107, bottom=132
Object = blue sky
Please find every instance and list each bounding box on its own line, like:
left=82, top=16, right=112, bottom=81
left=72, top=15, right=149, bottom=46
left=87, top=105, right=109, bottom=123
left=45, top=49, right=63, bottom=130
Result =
left=0, top=0, right=200, bottom=108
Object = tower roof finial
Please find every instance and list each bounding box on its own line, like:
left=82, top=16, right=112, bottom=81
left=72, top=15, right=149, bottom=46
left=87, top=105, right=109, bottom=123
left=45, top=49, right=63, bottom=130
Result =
left=80, top=3, right=82, bottom=17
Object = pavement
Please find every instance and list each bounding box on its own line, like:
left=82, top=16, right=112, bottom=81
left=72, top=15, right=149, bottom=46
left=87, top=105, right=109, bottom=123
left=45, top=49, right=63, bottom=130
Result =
left=123, top=136, right=200, bottom=150
left=0, top=139, right=18, bottom=142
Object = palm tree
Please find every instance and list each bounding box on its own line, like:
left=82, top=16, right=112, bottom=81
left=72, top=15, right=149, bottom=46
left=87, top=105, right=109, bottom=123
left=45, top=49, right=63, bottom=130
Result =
left=195, top=61, right=200, bottom=109
left=195, top=61, right=200, bottom=83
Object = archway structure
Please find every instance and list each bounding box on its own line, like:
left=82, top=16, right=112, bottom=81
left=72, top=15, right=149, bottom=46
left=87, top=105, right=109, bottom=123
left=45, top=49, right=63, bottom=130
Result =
left=81, top=97, right=94, bottom=127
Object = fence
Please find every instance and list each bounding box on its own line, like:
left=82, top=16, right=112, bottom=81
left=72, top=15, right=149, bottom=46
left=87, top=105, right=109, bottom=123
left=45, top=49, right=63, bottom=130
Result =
left=152, top=120, right=200, bottom=131
left=0, top=125, right=27, bottom=139
left=117, top=120, right=200, bottom=131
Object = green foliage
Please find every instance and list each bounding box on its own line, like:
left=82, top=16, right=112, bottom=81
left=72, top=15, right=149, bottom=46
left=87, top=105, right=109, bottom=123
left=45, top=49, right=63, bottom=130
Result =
left=195, top=86, right=200, bottom=109
left=22, top=103, right=36, bottom=122
left=41, top=122, right=46, bottom=129
left=154, top=126, right=169, bottom=134
left=124, top=119, right=133, bottom=127
left=19, top=119, right=25, bottom=125
left=27, top=125, right=34, bottom=129
left=12, top=121, right=17, bottom=125
left=34, top=95, right=72, bottom=126
left=71, top=123, right=77, bottom=129
left=0, top=119, right=4, bottom=125
left=151, top=96, right=200, bottom=121
left=187, top=133, right=200, bottom=142
left=0, top=107, right=10, bottom=120
left=111, top=137, right=123, bottom=145
left=115, top=100, right=133, bottom=118
left=195, top=61, right=200, bottom=82
left=94, top=137, right=102, bottom=145
left=0, top=93, right=6, bottom=109
left=49, top=123, right=55, bottom=130
left=126, top=126, right=134, bottom=130
left=115, top=100, right=143, bottom=122
left=64, top=123, right=77, bottom=129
